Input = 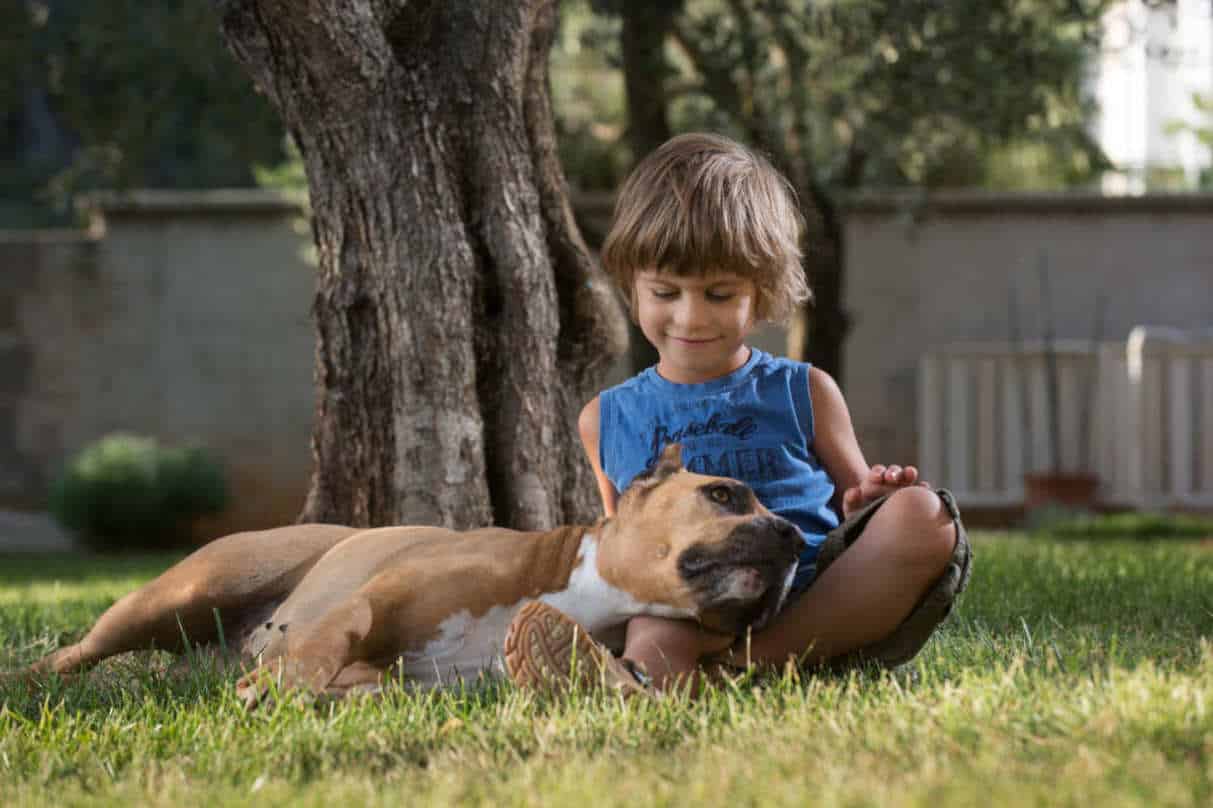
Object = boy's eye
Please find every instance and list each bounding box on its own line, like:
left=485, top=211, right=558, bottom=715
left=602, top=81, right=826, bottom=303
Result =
left=706, top=290, right=734, bottom=302
left=651, top=288, right=678, bottom=299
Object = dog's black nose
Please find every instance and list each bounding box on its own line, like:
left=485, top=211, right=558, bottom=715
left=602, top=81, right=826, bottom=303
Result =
left=764, top=516, right=803, bottom=556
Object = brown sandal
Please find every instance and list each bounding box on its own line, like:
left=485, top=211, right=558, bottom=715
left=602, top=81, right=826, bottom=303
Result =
left=503, top=601, right=652, bottom=696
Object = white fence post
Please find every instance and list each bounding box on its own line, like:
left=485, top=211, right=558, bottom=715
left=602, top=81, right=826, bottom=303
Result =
left=1125, top=326, right=1213, bottom=510
left=919, top=329, right=1213, bottom=511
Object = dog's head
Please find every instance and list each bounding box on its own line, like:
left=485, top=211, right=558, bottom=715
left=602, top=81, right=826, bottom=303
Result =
left=596, top=444, right=803, bottom=636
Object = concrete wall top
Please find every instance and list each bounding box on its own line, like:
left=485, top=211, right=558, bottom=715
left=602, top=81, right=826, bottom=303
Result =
left=842, top=189, right=1213, bottom=215
left=80, top=189, right=306, bottom=219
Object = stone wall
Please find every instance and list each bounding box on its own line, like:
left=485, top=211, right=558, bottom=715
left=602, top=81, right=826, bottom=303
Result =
left=2, top=189, right=1210, bottom=541
left=0, top=191, right=315, bottom=537
left=842, top=191, right=1213, bottom=470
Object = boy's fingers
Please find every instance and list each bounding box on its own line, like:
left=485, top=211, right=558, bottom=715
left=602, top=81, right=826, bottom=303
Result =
left=868, top=463, right=922, bottom=486
left=849, top=470, right=932, bottom=514
left=856, top=480, right=890, bottom=504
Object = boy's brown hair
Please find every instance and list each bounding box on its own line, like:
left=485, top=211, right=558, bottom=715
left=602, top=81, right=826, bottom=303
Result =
left=600, top=132, right=810, bottom=324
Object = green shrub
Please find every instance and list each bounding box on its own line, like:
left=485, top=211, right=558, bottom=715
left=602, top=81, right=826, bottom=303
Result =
left=49, top=434, right=229, bottom=551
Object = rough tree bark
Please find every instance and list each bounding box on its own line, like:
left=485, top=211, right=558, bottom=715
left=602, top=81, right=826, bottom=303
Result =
left=212, top=0, right=627, bottom=529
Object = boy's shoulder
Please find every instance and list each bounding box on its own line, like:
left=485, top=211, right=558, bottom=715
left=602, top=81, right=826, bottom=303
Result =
left=602, top=367, right=653, bottom=398
left=744, top=349, right=812, bottom=385
left=754, top=349, right=808, bottom=374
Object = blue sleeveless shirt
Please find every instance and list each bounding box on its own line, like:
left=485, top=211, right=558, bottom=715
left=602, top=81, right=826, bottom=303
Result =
left=599, top=348, right=839, bottom=587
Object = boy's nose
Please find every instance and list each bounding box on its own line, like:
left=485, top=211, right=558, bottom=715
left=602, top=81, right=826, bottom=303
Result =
left=672, top=297, right=708, bottom=329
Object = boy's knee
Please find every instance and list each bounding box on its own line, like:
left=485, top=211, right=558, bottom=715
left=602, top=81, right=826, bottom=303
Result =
left=883, top=487, right=957, bottom=574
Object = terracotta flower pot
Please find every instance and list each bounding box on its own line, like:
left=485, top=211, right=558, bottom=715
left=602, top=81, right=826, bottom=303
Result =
left=1023, top=472, right=1099, bottom=510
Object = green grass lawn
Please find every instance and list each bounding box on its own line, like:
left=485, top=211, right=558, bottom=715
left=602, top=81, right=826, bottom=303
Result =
left=2, top=533, right=1212, bottom=807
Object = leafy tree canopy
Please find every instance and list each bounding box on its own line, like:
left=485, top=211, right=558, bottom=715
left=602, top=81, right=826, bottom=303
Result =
left=2, top=0, right=284, bottom=226
left=1165, top=92, right=1213, bottom=189
left=557, top=0, right=1113, bottom=193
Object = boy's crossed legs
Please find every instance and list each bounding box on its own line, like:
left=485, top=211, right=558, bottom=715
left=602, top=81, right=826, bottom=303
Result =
left=505, top=486, right=972, bottom=693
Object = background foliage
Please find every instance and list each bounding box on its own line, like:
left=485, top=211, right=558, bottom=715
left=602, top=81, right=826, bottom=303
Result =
left=1166, top=92, right=1213, bottom=189
left=3, top=0, right=1118, bottom=230
left=552, top=0, right=1113, bottom=194
left=1, top=0, right=285, bottom=226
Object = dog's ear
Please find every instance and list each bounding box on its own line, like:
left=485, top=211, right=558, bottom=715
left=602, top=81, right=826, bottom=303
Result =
left=633, top=443, right=684, bottom=486
left=654, top=442, right=685, bottom=477
left=618, top=443, right=686, bottom=505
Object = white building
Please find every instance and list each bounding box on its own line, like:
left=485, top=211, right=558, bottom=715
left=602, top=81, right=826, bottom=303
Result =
left=1094, top=0, right=1213, bottom=192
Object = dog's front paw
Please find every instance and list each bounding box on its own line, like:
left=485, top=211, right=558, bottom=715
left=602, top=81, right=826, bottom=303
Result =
left=235, top=664, right=278, bottom=710
left=235, top=659, right=302, bottom=710
left=235, top=657, right=337, bottom=710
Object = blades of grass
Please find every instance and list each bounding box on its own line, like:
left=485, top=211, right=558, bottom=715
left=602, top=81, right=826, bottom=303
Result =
left=213, top=608, right=226, bottom=652
left=176, top=614, right=194, bottom=667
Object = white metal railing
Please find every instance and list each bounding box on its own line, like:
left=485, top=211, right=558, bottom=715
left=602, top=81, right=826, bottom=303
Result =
left=918, top=326, right=1213, bottom=510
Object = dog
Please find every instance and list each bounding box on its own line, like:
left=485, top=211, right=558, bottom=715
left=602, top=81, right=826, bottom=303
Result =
left=9, top=444, right=801, bottom=706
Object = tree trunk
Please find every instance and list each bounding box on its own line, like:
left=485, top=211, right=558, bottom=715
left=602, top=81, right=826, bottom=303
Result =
left=213, top=0, right=627, bottom=529
left=796, top=182, right=848, bottom=384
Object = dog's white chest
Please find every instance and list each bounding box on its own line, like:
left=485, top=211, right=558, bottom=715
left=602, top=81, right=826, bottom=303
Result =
left=397, top=602, right=524, bottom=687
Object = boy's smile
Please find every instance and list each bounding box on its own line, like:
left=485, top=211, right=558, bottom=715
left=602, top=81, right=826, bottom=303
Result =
left=635, top=269, right=758, bottom=384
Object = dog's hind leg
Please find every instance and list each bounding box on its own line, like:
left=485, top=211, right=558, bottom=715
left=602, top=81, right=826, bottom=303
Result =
left=27, top=579, right=224, bottom=678
left=25, top=524, right=359, bottom=679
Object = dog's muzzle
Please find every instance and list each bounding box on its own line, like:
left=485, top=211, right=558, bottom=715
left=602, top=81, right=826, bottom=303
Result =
left=677, top=515, right=803, bottom=635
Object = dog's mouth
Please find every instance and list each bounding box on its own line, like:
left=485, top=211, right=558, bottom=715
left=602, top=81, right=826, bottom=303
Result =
left=690, top=561, right=796, bottom=636
left=678, top=517, right=802, bottom=635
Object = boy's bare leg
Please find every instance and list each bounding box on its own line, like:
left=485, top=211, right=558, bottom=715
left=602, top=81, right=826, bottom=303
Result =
left=731, top=486, right=957, bottom=668
left=519, top=487, right=957, bottom=693
left=624, top=487, right=957, bottom=681
left=621, top=617, right=705, bottom=692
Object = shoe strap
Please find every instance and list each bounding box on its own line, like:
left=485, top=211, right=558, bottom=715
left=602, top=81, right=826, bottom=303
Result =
left=620, top=658, right=653, bottom=689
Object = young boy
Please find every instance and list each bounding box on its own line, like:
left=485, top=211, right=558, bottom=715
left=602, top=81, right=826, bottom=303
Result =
left=504, top=133, right=971, bottom=694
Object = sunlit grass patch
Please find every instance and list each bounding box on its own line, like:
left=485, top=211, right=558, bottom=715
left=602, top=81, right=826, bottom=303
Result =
left=2, top=534, right=1211, bottom=806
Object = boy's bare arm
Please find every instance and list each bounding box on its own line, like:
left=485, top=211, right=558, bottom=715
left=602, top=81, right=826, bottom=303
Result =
left=808, top=367, right=869, bottom=513
left=809, top=368, right=925, bottom=517
left=578, top=396, right=620, bottom=517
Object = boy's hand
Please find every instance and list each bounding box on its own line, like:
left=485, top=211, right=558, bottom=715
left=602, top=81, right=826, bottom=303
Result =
left=840, top=464, right=927, bottom=518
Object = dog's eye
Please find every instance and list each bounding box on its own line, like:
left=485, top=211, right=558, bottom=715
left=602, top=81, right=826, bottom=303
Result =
left=709, top=486, right=731, bottom=504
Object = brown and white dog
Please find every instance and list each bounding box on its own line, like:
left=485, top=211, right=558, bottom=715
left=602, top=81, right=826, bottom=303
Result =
left=11, top=445, right=801, bottom=705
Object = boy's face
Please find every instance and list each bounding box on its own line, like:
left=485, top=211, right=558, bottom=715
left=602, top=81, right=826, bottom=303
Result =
left=634, top=268, right=758, bottom=384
